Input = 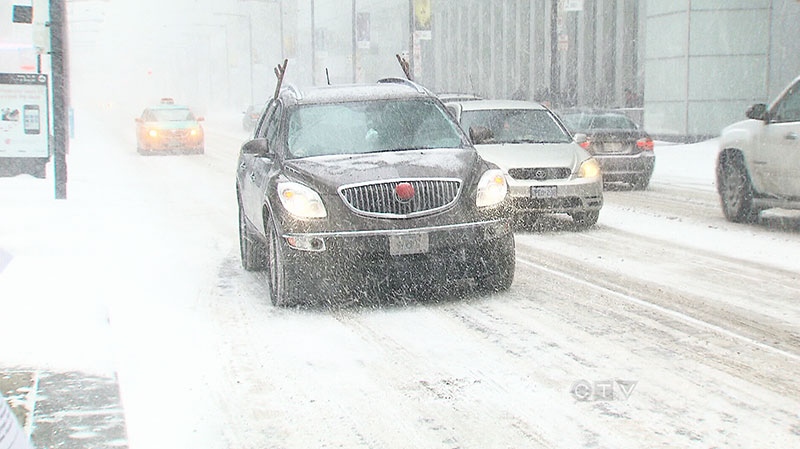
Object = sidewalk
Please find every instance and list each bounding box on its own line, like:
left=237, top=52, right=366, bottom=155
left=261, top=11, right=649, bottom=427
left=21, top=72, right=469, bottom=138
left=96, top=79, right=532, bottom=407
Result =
left=1, top=370, right=127, bottom=448
left=1, top=126, right=130, bottom=447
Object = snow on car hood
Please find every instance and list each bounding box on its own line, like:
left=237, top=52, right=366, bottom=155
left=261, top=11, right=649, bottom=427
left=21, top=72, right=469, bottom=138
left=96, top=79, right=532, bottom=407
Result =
left=283, top=147, right=482, bottom=190
left=474, top=142, right=588, bottom=172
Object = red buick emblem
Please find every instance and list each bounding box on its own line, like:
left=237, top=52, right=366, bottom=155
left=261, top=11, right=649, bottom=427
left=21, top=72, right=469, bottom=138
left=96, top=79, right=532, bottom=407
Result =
left=395, top=182, right=415, bottom=201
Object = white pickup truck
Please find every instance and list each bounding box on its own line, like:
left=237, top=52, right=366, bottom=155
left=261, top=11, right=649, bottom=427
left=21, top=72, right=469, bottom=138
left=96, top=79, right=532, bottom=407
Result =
left=717, top=75, right=800, bottom=222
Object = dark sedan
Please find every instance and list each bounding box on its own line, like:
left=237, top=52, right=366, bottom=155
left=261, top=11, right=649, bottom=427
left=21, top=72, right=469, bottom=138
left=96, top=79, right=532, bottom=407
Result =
left=242, top=103, right=265, bottom=132
left=236, top=78, right=515, bottom=306
left=560, top=110, right=655, bottom=189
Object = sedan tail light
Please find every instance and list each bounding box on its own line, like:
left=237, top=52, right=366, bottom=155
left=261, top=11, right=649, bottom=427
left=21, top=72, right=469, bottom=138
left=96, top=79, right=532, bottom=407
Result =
left=579, top=140, right=590, bottom=149
left=636, top=137, right=654, bottom=151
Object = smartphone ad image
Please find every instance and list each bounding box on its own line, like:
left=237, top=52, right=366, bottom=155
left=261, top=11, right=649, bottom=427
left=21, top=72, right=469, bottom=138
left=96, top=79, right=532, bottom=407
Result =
left=23, top=104, right=40, bottom=135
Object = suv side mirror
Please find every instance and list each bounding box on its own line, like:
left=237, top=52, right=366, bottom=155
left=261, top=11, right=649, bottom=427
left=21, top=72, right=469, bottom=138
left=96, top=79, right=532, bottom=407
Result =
left=746, top=103, right=768, bottom=121
left=242, top=138, right=271, bottom=156
left=573, top=133, right=588, bottom=145
left=469, top=126, right=493, bottom=144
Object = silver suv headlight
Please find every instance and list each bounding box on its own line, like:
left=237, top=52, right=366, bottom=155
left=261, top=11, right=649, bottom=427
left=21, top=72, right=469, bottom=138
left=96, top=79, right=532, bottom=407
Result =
left=578, top=158, right=601, bottom=179
left=277, top=182, right=327, bottom=218
left=476, top=169, right=508, bottom=208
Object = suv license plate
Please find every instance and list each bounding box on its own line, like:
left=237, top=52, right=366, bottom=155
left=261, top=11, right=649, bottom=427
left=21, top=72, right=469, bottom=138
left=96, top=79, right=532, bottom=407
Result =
left=531, top=186, right=557, bottom=198
left=389, top=233, right=429, bottom=256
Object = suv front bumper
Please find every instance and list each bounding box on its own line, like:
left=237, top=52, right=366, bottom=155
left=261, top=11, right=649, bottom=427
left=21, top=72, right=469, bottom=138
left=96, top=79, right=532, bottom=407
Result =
left=278, top=219, right=514, bottom=299
left=505, top=177, right=603, bottom=214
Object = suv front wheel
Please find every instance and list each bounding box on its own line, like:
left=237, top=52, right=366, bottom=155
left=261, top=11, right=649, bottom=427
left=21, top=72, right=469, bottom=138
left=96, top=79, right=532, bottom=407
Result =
left=267, top=218, right=305, bottom=307
left=239, top=200, right=267, bottom=271
left=718, top=151, right=759, bottom=223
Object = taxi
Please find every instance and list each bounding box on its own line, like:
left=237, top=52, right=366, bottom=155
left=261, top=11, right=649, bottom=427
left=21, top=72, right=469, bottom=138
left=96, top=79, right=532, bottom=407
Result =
left=135, top=98, right=204, bottom=154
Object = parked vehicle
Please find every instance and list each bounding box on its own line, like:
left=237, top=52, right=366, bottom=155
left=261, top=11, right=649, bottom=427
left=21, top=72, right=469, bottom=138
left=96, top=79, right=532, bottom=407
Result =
left=717, top=75, right=800, bottom=223
left=559, top=109, right=655, bottom=189
left=445, top=99, right=603, bottom=228
left=236, top=78, right=515, bottom=306
left=135, top=98, right=204, bottom=154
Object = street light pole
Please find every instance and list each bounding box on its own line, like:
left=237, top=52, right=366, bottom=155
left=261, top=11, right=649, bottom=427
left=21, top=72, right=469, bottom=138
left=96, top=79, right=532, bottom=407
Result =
left=50, top=0, right=69, bottom=199
left=311, top=0, right=316, bottom=85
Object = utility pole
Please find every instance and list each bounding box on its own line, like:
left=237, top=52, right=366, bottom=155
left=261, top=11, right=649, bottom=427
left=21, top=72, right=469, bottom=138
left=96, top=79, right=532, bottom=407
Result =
left=50, top=0, right=69, bottom=199
left=310, top=0, right=316, bottom=85
left=549, top=0, right=560, bottom=107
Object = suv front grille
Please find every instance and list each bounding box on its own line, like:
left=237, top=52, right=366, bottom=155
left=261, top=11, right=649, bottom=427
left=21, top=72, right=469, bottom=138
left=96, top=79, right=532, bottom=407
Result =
left=508, top=167, right=572, bottom=181
left=339, top=179, right=461, bottom=218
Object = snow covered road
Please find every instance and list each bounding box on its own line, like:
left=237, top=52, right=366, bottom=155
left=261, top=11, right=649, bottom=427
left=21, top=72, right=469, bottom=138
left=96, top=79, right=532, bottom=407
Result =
left=1, top=111, right=799, bottom=448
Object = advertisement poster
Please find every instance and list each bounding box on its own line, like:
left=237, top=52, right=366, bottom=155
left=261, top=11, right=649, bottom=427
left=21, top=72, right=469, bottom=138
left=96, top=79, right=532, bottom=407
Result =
left=0, top=73, right=49, bottom=158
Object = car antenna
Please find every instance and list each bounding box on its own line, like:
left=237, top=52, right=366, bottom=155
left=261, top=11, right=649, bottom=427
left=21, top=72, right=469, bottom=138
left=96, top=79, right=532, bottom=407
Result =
left=396, top=53, right=412, bottom=81
left=273, top=59, right=288, bottom=100
left=325, top=68, right=331, bottom=85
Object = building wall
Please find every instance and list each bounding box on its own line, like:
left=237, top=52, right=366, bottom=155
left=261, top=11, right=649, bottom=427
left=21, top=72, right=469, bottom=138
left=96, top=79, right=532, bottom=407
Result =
left=279, top=0, right=799, bottom=140
left=431, top=0, right=641, bottom=108
left=286, top=0, right=409, bottom=88
left=769, top=0, right=800, bottom=99
left=644, top=0, right=773, bottom=137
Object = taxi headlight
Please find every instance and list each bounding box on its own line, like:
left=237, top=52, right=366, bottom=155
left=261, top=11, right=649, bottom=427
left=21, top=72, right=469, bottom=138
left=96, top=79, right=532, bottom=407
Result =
left=476, top=169, right=508, bottom=208
left=277, top=182, right=327, bottom=218
left=147, top=129, right=158, bottom=138
left=579, top=158, right=601, bottom=179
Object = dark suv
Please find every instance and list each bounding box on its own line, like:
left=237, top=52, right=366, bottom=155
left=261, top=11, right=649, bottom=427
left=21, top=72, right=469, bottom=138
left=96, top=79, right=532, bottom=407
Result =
left=236, top=78, right=515, bottom=306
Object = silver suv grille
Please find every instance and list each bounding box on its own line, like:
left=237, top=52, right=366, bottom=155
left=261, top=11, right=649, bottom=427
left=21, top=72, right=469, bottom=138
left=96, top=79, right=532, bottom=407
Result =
left=508, top=167, right=571, bottom=181
left=339, top=178, right=462, bottom=218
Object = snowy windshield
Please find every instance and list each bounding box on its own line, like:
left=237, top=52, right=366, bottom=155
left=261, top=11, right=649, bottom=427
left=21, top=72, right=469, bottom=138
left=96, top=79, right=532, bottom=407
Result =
left=286, top=99, right=463, bottom=157
left=145, top=108, right=196, bottom=122
left=461, top=109, right=572, bottom=144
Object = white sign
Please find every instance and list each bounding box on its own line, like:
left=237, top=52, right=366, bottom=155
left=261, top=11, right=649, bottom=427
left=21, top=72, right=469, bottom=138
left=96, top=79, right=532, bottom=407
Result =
left=0, top=397, right=33, bottom=449
left=564, top=0, right=584, bottom=12
left=0, top=73, right=49, bottom=158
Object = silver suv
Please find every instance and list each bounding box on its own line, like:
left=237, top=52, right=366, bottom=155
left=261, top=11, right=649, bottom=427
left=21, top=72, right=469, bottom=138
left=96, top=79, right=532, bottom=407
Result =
left=717, top=75, right=800, bottom=222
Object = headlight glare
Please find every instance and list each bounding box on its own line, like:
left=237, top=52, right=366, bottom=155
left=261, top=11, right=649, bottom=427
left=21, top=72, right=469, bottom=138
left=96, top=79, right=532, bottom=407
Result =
left=277, top=182, right=327, bottom=218
left=579, top=158, right=601, bottom=178
left=476, top=169, right=508, bottom=208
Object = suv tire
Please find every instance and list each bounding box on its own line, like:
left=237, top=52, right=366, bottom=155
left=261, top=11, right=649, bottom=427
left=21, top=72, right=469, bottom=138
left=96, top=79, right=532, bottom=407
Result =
left=476, top=234, right=515, bottom=292
left=719, top=151, right=759, bottom=223
left=239, top=202, right=267, bottom=271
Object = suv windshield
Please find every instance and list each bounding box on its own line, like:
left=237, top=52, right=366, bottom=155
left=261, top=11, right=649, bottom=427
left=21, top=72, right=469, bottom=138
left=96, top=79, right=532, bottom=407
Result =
left=146, top=108, right=195, bottom=122
left=461, top=109, right=572, bottom=144
left=286, top=98, right=464, bottom=158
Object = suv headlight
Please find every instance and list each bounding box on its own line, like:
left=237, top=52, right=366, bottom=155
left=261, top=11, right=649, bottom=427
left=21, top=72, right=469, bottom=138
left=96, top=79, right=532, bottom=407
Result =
left=578, top=158, right=601, bottom=178
left=476, top=169, right=508, bottom=208
left=277, top=182, right=327, bottom=218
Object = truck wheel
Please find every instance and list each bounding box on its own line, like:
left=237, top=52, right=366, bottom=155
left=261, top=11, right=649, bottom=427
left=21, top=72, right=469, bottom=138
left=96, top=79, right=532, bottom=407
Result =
left=719, top=152, right=758, bottom=223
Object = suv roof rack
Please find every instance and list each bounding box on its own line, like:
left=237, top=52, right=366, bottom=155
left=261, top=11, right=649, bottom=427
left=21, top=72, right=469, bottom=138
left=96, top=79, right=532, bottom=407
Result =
left=281, top=83, right=303, bottom=100
left=377, top=77, right=428, bottom=94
